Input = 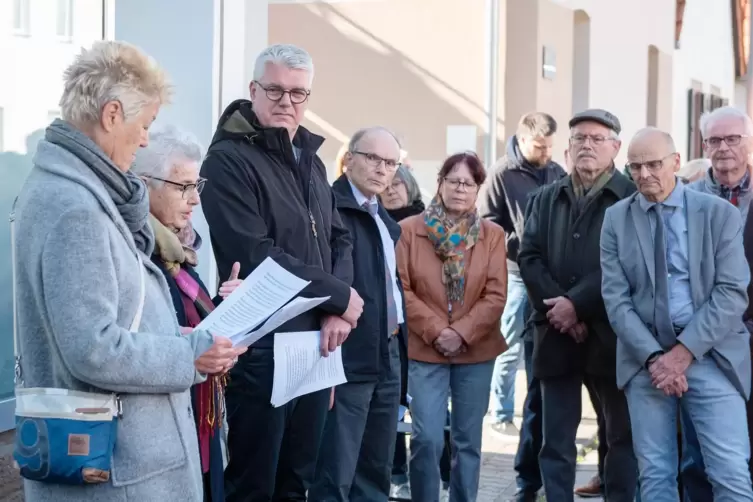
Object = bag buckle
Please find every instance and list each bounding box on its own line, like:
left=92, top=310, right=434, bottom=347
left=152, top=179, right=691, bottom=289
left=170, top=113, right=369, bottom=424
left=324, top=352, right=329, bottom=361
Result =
left=115, top=396, right=123, bottom=418
left=14, top=356, right=22, bottom=386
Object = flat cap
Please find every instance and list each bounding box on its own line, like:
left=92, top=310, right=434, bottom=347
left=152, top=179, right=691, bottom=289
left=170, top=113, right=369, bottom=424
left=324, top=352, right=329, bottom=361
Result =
left=569, top=108, right=621, bottom=135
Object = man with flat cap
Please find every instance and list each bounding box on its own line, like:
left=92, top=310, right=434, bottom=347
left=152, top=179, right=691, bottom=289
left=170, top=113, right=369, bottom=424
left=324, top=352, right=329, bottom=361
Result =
left=518, top=109, right=638, bottom=501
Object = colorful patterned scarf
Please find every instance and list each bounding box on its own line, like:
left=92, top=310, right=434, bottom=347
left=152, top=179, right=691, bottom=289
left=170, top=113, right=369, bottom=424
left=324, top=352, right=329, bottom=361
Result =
left=151, top=215, right=226, bottom=474
left=423, top=196, right=481, bottom=304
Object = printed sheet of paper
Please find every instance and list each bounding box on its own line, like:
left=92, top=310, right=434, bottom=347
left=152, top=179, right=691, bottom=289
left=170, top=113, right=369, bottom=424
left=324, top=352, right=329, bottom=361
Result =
left=270, top=331, right=347, bottom=408
left=229, top=296, right=330, bottom=348
left=196, top=258, right=309, bottom=339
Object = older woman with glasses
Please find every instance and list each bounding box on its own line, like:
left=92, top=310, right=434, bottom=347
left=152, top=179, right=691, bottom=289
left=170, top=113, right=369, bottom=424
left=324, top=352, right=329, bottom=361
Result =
left=13, top=41, right=244, bottom=502
left=132, top=126, right=245, bottom=502
left=381, top=164, right=425, bottom=222
left=396, top=151, right=508, bottom=501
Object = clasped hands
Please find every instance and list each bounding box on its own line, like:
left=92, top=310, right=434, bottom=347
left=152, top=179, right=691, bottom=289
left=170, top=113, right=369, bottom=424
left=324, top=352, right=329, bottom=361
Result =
left=434, top=328, right=466, bottom=357
left=543, top=296, right=587, bottom=343
left=648, top=344, right=693, bottom=397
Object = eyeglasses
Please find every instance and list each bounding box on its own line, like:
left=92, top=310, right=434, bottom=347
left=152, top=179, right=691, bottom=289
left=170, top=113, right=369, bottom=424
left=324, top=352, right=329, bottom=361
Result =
left=626, top=153, right=677, bottom=174
left=144, top=175, right=206, bottom=199
left=254, top=81, right=310, bottom=104
left=570, top=134, right=615, bottom=147
left=703, top=134, right=749, bottom=148
left=352, top=151, right=401, bottom=171
left=443, top=177, right=478, bottom=191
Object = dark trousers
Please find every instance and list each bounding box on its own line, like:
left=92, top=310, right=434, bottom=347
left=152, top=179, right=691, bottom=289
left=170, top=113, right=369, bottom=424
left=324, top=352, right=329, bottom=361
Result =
left=223, top=347, right=329, bottom=502
left=584, top=377, right=608, bottom=486
left=513, top=337, right=543, bottom=495
left=309, top=337, right=402, bottom=501
left=540, top=374, right=637, bottom=502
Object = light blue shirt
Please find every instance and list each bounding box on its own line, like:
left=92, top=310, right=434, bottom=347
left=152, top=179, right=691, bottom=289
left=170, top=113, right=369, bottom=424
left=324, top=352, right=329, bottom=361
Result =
left=348, top=180, right=405, bottom=326
left=638, top=179, right=694, bottom=328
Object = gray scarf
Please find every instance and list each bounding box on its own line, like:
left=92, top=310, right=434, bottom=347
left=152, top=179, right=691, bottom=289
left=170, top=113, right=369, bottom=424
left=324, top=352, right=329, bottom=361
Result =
left=45, top=119, right=154, bottom=255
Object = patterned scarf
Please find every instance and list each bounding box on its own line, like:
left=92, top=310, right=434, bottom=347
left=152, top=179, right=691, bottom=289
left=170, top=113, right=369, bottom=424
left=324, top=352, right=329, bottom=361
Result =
left=151, top=215, right=226, bottom=474
left=571, top=164, right=615, bottom=200
left=423, top=196, right=481, bottom=304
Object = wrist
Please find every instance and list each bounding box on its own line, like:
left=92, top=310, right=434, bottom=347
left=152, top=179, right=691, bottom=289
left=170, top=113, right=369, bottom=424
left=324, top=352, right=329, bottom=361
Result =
left=645, top=350, right=664, bottom=369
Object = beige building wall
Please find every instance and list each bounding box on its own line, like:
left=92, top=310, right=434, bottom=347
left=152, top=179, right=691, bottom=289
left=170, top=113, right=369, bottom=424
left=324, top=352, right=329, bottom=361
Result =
left=269, top=0, right=494, bottom=195
left=268, top=0, right=675, bottom=187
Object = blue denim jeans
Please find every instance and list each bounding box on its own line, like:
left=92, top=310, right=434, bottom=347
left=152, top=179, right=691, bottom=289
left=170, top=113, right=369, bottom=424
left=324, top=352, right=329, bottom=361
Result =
left=491, top=274, right=528, bottom=422
left=408, top=360, right=495, bottom=502
left=626, top=357, right=753, bottom=502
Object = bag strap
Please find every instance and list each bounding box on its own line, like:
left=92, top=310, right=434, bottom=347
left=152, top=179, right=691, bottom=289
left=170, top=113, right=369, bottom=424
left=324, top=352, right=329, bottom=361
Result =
left=10, top=199, right=21, bottom=388
left=130, top=255, right=146, bottom=332
left=10, top=199, right=148, bottom=388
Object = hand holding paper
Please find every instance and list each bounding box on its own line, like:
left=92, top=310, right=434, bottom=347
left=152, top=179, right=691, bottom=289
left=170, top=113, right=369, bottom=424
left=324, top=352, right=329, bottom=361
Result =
left=270, top=331, right=347, bottom=407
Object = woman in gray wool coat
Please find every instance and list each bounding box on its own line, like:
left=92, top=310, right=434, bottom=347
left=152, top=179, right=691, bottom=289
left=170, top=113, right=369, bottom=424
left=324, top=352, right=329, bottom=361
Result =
left=12, top=40, right=245, bottom=502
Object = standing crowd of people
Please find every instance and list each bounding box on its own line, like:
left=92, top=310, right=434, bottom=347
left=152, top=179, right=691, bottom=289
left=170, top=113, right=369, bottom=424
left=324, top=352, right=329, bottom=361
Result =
left=9, top=38, right=753, bottom=502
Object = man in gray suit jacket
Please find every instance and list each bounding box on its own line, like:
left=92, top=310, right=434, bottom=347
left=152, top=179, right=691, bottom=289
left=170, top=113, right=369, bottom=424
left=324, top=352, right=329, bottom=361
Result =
left=600, top=127, right=753, bottom=502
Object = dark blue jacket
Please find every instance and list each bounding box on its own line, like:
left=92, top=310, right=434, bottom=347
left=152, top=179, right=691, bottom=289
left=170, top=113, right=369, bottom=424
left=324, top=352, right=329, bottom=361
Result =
left=332, top=175, right=408, bottom=382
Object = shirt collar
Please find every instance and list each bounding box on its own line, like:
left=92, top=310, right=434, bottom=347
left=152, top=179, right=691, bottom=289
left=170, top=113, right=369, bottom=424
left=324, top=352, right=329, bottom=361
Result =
left=348, top=178, right=378, bottom=210
left=638, top=177, right=685, bottom=212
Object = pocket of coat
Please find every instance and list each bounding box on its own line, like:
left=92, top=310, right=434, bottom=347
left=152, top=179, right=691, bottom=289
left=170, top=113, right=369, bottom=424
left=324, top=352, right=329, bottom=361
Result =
left=110, top=394, right=188, bottom=487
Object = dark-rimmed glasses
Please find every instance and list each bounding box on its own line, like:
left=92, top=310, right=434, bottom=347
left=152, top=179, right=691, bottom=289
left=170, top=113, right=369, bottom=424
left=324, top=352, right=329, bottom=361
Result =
left=443, top=177, right=478, bottom=191
left=144, top=175, right=206, bottom=199
left=254, top=81, right=310, bottom=104
left=703, top=134, right=749, bottom=149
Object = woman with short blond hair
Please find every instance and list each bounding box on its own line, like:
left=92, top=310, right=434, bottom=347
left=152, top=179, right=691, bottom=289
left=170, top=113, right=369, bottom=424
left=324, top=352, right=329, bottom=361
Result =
left=14, top=41, right=243, bottom=502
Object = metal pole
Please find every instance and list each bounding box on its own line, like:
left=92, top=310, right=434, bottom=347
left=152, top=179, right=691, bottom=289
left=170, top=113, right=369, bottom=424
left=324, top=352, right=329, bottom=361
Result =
left=486, top=0, right=500, bottom=167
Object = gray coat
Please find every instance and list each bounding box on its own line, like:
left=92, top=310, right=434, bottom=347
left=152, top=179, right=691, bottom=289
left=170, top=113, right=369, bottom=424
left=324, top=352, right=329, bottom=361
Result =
left=600, top=188, right=751, bottom=398
left=15, top=139, right=213, bottom=501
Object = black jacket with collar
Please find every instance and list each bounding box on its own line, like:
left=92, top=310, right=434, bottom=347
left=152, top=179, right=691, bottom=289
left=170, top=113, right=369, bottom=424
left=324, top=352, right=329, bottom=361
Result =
left=519, top=171, right=636, bottom=378
left=479, top=136, right=566, bottom=273
left=332, top=175, right=408, bottom=382
left=200, top=99, right=354, bottom=348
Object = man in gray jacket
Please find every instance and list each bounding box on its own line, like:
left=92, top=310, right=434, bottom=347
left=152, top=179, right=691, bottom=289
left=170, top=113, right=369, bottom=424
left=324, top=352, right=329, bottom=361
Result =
left=601, top=127, right=753, bottom=501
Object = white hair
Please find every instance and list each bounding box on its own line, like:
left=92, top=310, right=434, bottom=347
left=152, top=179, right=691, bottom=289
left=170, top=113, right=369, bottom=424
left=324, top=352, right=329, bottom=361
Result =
left=677, top=158, right=711, bottom=180
left=131, top=125, right=204, bottom=182
left=253, top=44, right=314, bottom=86
left=59, top=40, right=172, bottom=125
left=699, top=106, right=753, bottom=138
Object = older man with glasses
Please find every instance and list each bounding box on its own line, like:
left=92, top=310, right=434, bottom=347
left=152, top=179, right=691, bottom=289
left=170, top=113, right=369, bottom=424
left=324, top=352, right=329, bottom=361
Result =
left=200, top=44, right=364, bottom=502
left=603, top=126, right=753, bottom=501
left=518, top=109, right=637, bottom=502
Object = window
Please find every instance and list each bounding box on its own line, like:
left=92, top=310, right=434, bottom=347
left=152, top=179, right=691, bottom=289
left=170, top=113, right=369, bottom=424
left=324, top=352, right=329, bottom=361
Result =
left=13, top=0, right=31, bottom=36
left=57, top=0, right=73, bottom=40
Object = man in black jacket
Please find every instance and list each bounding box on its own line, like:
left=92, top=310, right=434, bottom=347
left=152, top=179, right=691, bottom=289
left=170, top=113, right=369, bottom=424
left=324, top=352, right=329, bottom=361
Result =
left=518, top=109, right=637, bottom=502
left=200, top=44, right=364, bottom=502
left=309, top=126, right=406, bottom=501
left=480, top=112, right=565, bottom=443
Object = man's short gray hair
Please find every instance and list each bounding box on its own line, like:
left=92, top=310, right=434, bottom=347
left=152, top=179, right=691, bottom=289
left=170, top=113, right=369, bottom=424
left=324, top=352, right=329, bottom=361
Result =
left=699, top=106, right=753, bottom=138
left=253, top=44, right=314, bottom=86
left=132, top=125, right=204, bottom=183
left=393, top=165, right=421, bottom=202
left=60, top=41, right=171, bottom=125
left=517, top=112, right=557, bottom=139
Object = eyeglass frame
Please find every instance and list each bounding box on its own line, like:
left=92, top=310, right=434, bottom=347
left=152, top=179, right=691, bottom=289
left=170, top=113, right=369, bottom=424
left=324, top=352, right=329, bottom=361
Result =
left=625, top=152, right=678, bottom=174
left=253, top=80, right=311, bottom=104
left=350, top=150, right=402, bottom=171
left=569, top=134, right=617, bottom=147
left=143, top=175, right=206, bottom=199
left=442, top=176, right=479, bottom=191
left=702, top=134, right=750, bottom=149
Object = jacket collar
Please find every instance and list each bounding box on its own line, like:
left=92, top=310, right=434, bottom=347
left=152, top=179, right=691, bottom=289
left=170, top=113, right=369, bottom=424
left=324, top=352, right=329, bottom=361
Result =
left=555, top=167, right=635, bottom=200
left=210, top=99, right=324, bottom=154
left=333, top=175, right=401, bottom=241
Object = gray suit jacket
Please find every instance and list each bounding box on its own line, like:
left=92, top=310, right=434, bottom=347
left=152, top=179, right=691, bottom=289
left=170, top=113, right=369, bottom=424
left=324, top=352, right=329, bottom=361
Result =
left=600, top=188, right=751, bottom=398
